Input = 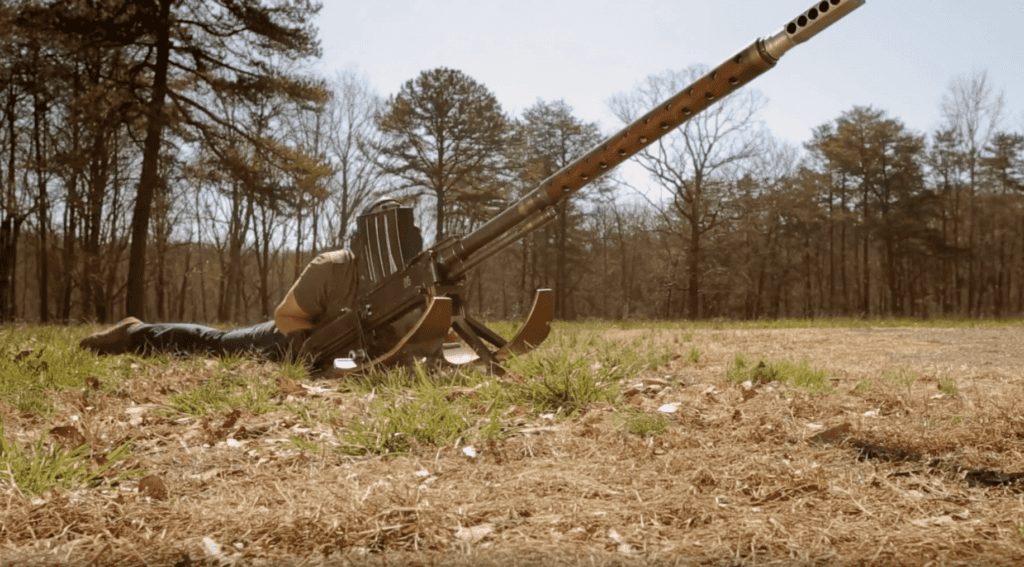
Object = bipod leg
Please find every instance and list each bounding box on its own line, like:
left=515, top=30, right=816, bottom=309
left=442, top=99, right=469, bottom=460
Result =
left=450, top=314, right=505, bottom=375
left=441, top=288, right=554, bottom=373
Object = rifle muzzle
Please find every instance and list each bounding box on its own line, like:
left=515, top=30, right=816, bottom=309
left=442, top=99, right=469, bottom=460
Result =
left=762, top=0, right=866, bottom=61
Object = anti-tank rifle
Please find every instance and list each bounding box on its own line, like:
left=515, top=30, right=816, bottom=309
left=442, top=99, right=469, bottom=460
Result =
left=302, top=0, right=866, bottom=374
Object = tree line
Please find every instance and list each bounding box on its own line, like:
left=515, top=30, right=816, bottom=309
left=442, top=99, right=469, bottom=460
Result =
left=2, top=1, right=1022, bottom=325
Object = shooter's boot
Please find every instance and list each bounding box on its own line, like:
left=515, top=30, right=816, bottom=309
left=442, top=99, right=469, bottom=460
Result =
left=80, top=317, right=143, bottom=355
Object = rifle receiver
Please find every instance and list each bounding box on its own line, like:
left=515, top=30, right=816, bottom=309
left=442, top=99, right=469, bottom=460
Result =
left=438, top=0, right=865, bottom=280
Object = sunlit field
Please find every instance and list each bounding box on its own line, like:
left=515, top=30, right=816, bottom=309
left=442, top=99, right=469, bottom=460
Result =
left=2, top=319, right=1024, bottom=566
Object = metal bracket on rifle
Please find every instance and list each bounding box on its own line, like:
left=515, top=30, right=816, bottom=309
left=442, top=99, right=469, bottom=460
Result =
left=327, top=296, right=453, bottom=375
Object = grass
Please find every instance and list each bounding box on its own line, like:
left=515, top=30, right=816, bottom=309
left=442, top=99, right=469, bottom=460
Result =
left=726, top=352, right=832, bottom=392
left=337, top=364, right=502, bottom=455
left=617, top=408, right=671, bottom=437
left=166, top=356, right=279, bottom=415
left=939, top=376, right=960, bottom=396
left=0, top=420, right=139, bottom=496
left=605, top=316, right=1024, bottom=331
left=324, top=328, right=674, bottom=456
left=1, top=319, right=1022, bottom=565
left=687, top=347, right=701, bottom=362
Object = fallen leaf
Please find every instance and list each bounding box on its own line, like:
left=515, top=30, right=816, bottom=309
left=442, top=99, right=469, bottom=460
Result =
left=220, top=408, right=242, bottom=430
left=445, top=388, right=480, bottom=402
left=501, top=371, right=528, bottom=384
left=49, top=426, right=87, bottom=449
left=90, top=454, right=118, bottom=479
left=139, top=474, right=169, bottom=499
left=276, top=375, right=306, bottom=397
left=808, top=423, right=852, bottom=446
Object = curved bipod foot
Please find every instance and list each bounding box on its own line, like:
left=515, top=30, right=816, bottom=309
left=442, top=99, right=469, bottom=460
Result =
left=441, top=288, right=554, bottom=369
left=496, top=288, right=553, bottom=361
left=330, top=296, right=452, bottom=375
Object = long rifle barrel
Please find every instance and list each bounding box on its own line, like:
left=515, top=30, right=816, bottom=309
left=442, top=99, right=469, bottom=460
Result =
left=439, top=0, right=864, bottom=279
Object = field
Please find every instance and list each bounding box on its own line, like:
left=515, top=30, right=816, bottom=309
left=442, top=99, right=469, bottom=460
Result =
left=2, top=320, right=1024, bottom=566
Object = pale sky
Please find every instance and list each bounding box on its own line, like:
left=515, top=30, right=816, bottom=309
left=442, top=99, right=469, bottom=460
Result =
left=313, top=0, right=1023, bottom=160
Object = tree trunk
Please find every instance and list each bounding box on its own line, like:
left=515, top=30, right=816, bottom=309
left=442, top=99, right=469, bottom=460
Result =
left=126, top=0, right=172, bottom=319
left=687, top=220, right=700, bottom=320
left=555, top=201, right=568, bottom=319
left=32, top=91, right=50, bottom=323
left=177, top=234, right=191, bottom=321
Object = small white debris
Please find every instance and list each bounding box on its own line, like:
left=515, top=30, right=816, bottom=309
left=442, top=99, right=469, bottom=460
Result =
left=607, top=529, right=632, bottom=554
left=226, top=438, right=242, bottom=448
left=863, top=409, right=880, bottom=418
left=807, top=423, right=824, bottom=431
left=125, top=406, right=146, bottom=426
left=202, top=536, right=221, bottom=556
left=414, top=470, right=431, bottom=478
left=657, top=403, right=679, bottom=414
left=910, top=515, right=957, bottom=528
left=462, top=446, right=477, bottom=459
left=455, top=522, right=494, bottom=544
left=70, top=415, right=80, bottom=421
left=540, top=413, right=556, bottom=420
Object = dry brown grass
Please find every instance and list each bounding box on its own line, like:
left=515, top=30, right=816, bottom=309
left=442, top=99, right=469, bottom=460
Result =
left=3, top=326, right=1024, bottom=566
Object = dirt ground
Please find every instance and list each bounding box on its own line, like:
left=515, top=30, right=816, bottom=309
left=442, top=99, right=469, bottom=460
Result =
left=3, top=326, right=1024, bottom=566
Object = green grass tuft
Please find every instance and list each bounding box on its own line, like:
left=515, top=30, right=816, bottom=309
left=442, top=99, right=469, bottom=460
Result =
left=618, top=408, right=671, bottom=437
left=0, top=420, right=140, bottom=496
left=726, top=352, right=831, bottom=393
left=939, top=376, right=959, bottom=396
left=337, top=364, right=494, bottom=456
left=883, top=368, right=918, bottom=388
left=687, top=347, right=701, bottom=363
left=167, top=370, right=277, bottom=415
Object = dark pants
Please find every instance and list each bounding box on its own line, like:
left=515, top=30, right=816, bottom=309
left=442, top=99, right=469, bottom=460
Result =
left=126, top=320, right=290, bottom=361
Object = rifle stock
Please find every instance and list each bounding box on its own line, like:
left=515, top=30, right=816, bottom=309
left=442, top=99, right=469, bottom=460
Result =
left=309, top=0, right=866, bottom=373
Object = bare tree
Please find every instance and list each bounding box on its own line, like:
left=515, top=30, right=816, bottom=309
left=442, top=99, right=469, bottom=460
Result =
left=939, top=69, right=1006, bottom=314
left=14, top=0, right=324, bottom=320
left=321, top=68, right=387, bottom=250
left=608, top=65, right=766, bottom=319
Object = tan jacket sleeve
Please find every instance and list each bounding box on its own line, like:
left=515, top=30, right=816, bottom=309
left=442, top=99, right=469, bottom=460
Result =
left=274, top=289, right=313, bottom=335
left=274, top=250, right=356, bottom=336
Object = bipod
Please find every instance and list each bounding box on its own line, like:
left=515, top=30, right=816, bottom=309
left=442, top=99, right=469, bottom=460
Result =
left=443, top=288, right=554, bottom=374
